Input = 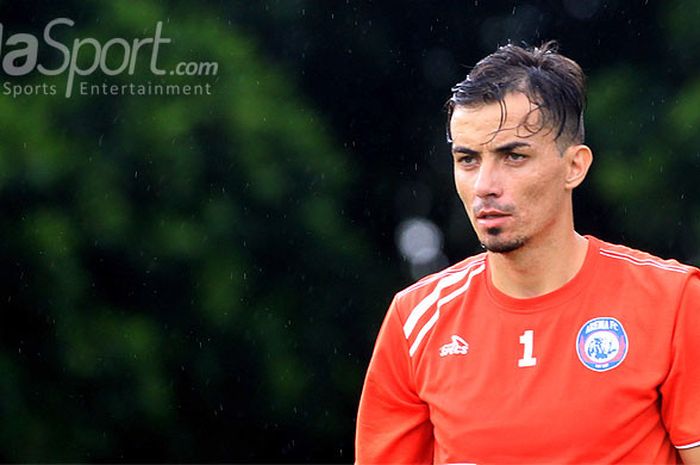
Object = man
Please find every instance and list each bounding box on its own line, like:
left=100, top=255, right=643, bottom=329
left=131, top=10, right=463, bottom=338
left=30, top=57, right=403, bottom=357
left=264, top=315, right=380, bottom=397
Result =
left=355, top=42, right=700, bottom=464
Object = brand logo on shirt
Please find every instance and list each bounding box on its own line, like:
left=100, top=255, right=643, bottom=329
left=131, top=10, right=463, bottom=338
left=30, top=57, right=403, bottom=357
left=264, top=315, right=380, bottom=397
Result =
left=439, top=335, right=469, bottom=357
left=576, top=317, right=628, bottom=372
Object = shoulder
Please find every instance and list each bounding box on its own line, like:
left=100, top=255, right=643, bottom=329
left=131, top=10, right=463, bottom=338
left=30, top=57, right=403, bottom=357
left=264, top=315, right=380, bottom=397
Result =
left=589, top=236, right=700, bottom=297
left=592, top=236, right=697, bottom=277
left=392, top=253, right=487, bottom=315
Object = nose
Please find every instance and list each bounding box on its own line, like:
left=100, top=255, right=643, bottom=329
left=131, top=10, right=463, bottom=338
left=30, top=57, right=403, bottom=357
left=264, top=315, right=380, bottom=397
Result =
left=474, top=158, right=503, bottom=198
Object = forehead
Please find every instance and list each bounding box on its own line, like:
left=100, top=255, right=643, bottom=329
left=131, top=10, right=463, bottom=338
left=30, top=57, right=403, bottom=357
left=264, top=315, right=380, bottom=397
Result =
left=450, top=92, right=554, bottom=147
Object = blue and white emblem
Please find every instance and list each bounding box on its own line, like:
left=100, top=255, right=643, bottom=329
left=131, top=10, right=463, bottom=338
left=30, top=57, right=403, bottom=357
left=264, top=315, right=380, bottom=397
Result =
left=576, top=317, right=628, bottom=372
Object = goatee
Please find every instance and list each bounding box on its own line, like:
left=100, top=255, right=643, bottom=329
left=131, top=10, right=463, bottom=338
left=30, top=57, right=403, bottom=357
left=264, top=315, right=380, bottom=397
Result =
left=480, top=228, right=526, bottom=254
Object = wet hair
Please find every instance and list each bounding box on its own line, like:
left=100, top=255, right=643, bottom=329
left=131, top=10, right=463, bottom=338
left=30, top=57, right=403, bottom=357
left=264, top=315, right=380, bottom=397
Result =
left=446, top=41, right=586, bottom=150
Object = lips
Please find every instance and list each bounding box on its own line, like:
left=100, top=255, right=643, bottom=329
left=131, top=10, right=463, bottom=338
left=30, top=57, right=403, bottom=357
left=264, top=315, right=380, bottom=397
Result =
left=475, top=209, right=511, bottom=228
left=476, top=209, right=510, bottom=219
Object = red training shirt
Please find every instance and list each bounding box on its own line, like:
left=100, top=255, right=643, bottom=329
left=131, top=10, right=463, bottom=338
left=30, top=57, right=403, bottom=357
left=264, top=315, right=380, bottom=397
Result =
left=356, top=236, right=700, bottom=464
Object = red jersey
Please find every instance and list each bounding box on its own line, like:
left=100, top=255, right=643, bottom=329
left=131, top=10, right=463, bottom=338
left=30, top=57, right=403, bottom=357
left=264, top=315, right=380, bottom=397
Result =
left=356, top=236, right=700, bottom=464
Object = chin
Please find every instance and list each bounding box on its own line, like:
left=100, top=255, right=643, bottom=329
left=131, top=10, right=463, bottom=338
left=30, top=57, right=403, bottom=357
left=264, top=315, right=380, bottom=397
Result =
left=480, top=229, right=527, bottom=254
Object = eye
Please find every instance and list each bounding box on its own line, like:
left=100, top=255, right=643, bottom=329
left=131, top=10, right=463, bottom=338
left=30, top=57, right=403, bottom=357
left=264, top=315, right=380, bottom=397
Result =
left=506, top=152, right=527, bottom=163
left=455, top=154, right=479, bottom=168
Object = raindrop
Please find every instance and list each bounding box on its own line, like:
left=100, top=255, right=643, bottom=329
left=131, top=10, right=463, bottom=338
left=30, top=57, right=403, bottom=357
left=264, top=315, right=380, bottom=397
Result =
left=480, top=5, right=542, bottom=49
left=422, top=48, right=457, bottom=88
left=563, top=0, right=600, bottom=20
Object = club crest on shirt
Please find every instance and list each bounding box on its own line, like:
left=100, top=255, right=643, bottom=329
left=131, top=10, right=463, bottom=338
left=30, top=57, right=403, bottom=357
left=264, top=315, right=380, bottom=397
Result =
left=576, top=317, right=628, bottom=372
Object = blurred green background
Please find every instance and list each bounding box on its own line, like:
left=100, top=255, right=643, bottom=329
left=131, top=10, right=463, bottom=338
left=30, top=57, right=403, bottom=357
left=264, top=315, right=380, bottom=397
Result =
left=0, top=0, right=698, bottom=462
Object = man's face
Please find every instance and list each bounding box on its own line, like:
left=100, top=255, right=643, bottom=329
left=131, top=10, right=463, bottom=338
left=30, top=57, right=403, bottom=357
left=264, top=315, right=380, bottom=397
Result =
left=449, top=92, right=573, bottom=254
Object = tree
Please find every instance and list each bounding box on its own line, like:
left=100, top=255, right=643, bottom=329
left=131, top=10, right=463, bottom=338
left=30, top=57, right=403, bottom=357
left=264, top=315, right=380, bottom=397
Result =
left=0, top=1, right=385, bottom=461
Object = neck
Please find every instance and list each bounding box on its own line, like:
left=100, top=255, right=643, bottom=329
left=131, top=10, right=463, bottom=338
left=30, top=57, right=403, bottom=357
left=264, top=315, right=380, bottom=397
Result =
left=487, top=230, right=589, bottom=299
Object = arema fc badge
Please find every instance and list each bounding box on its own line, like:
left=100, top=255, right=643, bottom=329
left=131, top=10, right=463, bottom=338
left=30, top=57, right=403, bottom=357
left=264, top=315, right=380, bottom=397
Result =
left=576, top=317, right=628, bottom=372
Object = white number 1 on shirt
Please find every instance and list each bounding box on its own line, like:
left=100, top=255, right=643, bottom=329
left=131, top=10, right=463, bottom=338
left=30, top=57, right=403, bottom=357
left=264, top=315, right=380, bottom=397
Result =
left=518, top=330, right=537, bottom=367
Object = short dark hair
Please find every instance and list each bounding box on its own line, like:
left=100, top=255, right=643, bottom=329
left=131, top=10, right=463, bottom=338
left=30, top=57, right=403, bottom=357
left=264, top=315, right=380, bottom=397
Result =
left=446, top=41, right=586, bottom=149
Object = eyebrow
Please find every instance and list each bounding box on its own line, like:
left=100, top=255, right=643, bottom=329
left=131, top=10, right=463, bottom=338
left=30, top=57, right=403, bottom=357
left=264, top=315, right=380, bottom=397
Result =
left=452, top=146, right=479, bottom=156
left=494, top=141, right=531, bottom=153
left=451, top=141, right=531, bottom=156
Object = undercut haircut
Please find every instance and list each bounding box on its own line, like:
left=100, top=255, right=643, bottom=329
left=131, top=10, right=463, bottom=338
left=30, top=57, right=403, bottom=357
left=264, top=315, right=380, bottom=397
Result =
left=446, top=41, right=586, bottom=150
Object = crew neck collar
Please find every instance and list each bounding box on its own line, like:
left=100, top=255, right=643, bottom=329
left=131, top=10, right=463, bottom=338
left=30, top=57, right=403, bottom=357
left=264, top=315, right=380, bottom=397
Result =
left=484, top=235, right=601, bottom=313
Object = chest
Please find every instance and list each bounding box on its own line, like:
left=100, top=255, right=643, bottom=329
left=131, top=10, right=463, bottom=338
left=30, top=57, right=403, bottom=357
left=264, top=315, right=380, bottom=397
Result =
left=411, top=285, right=675, bottom=462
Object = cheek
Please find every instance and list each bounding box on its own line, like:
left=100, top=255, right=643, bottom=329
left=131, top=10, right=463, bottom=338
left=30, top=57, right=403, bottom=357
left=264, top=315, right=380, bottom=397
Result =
left=454, top=171, right=473, bottom=203
left=517, top=171, right=566, bottom=220
left=454, top=173, right=478, bottom=224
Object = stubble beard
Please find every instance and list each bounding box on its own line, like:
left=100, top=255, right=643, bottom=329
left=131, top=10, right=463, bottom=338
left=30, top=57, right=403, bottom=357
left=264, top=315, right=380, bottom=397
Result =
left=480, top=227, right=527, bottom=254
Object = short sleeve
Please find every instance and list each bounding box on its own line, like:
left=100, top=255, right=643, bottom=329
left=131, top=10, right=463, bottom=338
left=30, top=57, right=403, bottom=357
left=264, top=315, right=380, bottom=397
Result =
left=660, top=272, right=700, bottom=449
left=355, top=297, right=434, bottom=464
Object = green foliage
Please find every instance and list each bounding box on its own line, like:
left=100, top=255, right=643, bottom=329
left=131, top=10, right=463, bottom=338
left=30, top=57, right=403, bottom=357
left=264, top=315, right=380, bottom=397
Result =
left=586, top=7, right=700, bottom=262
left=0, top=1, right=378, bottom=461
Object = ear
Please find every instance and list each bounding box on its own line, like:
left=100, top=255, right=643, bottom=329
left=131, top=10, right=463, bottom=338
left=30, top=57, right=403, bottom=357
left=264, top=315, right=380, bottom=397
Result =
left=564, top=144, right=593, bottom=190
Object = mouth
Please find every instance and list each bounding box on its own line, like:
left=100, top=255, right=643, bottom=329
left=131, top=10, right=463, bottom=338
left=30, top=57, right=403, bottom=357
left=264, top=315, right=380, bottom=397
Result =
left=475, top=210, right=512, bottom=228
left=476, top=210, right=510, bottom=220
